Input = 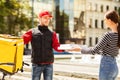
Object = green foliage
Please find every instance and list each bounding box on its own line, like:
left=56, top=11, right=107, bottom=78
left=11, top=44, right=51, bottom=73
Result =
left=118, top=7, right=120, bottom=16
left=0, top=0, right=35, bottom=35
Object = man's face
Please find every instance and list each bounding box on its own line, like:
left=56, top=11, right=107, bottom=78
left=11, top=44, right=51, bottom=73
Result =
left=39, top=15, right=51, bottom=26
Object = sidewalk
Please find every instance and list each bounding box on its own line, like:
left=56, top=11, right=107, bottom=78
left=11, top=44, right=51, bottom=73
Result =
left=53, top=54, right=120, bottom=80
left=0, top=54, right=119, bottom=80
left=23, top=54, right=120, bottom=80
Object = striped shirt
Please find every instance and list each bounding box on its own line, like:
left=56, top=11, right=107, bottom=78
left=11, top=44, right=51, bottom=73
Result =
left=81, top=32, right=119, bottom=57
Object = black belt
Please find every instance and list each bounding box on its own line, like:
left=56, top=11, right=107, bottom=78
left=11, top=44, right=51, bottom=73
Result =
left=103, top=54, right=115, bottom=58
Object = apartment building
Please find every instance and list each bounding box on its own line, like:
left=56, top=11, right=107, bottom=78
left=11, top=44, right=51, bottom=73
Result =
left=85, top=0, right=120, bottom=46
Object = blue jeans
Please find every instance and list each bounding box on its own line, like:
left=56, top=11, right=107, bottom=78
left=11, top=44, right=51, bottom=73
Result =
left=32, top=63, right=53, bottom=80
left=99, top=55, right=118, bottom=80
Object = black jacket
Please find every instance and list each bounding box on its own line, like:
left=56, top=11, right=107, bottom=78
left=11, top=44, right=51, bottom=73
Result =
left=31, top=25, right=54, bottom=64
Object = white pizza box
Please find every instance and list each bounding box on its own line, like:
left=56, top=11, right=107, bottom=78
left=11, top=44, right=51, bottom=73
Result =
left=58, top=44, right=80, bottom=50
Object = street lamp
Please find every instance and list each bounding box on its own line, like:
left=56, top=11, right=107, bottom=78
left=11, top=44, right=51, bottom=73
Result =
left=25, top=0, right=34, bottom=49
left=32, top=0, right=34, bottom=28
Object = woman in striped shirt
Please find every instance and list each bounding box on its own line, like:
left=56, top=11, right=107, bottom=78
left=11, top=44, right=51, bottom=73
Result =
left=70, top=10, right=120, bottom=80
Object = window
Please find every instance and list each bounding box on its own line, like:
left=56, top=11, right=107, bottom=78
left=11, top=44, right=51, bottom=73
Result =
left=89, top=37, right=92, bottom=46
left=101, top=20, right=104, bottom=29
left=101, top=5, right=103, bottom=12
left=95, top=19, right=98, bottom=28
left=95, top=4, right=98, bottom=11
left=106, top=5, right=109, bottom=11
left=114, top=6, right=117, bottom=11
left=89, top=19, right=92, bottom=28
left=87, top=2, right=92, bottom=11
left=89, top=24, right=92, bottom=28
left=95, top=37, right=98, bottom=44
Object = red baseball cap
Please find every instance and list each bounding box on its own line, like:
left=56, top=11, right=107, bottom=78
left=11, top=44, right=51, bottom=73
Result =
left=39, top=11, right=52, bottom=18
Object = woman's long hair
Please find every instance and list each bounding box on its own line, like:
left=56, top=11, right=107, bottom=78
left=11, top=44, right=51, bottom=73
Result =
left=118, top=22, right=120, bottom=48
left=105, top=10, right=120, bottom=48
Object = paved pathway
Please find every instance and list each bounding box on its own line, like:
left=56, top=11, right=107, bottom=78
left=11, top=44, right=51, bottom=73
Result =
left=0, top=54, right=120, bottom=80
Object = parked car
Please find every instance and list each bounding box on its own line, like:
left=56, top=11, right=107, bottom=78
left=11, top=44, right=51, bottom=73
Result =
left=53, top=50, right=71, bottom=55
left=24, top=44, right=85, bottom=55
left=24, top=48, right=71, bottom=55
left=24, top=48, right=32, bottom=55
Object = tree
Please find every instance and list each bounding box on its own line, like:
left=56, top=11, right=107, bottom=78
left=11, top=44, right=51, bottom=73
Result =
left=0, top=0, right=36, bottom=35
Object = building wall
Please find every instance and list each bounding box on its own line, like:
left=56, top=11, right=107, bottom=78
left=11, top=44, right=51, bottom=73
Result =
left=85, top=0, right=120, bottom=46
left=29, top=0, right=120, bottom=45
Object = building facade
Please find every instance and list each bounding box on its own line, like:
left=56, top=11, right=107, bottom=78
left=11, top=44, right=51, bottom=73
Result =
left=29, top=0, right=120, bottom=46
left=85, top=0, right=120, bottom=46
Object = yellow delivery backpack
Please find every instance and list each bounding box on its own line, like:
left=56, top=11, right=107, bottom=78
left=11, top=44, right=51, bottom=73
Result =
left=0, top=34, right=25, bottom=79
